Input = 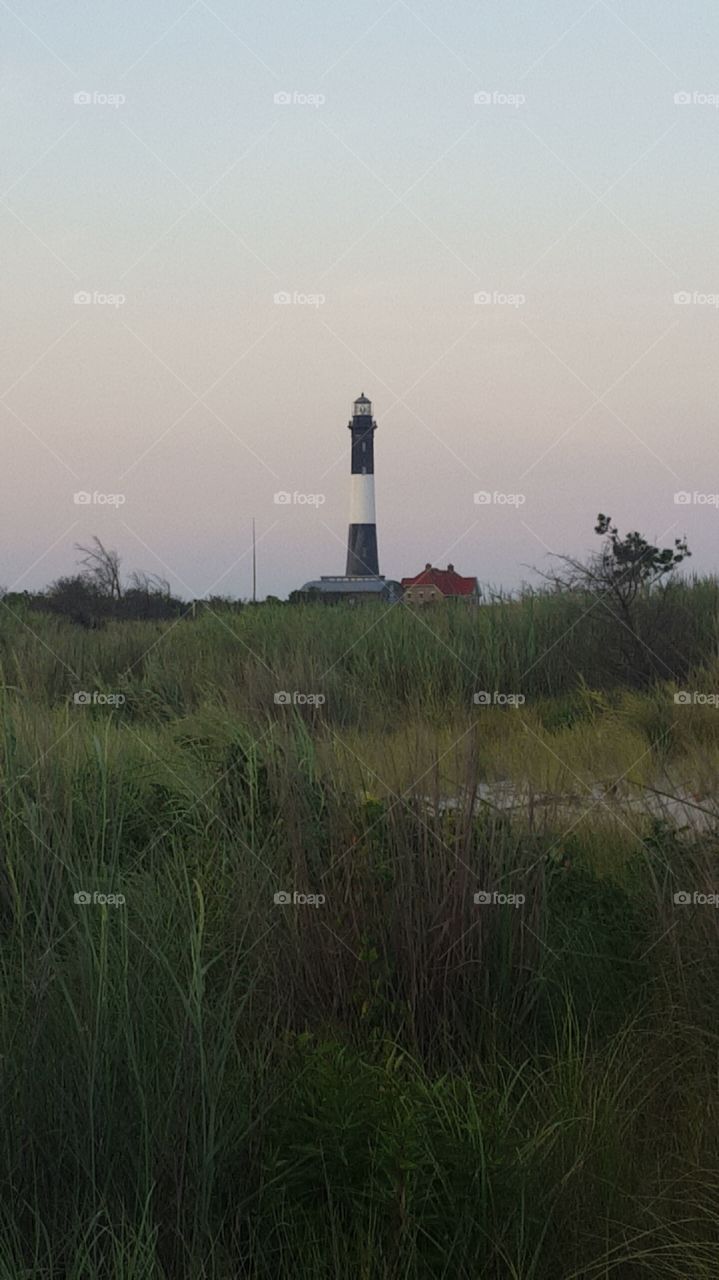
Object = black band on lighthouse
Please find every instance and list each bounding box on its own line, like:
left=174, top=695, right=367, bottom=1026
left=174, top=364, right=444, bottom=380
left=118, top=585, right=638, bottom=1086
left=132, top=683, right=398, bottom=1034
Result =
left=346, top=524, right=379, bottom=576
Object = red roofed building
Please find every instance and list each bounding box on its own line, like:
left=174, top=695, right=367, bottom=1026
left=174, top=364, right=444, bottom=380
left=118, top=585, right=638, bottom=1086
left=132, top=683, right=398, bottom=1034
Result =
left=401, top=563, right=480, bottom=605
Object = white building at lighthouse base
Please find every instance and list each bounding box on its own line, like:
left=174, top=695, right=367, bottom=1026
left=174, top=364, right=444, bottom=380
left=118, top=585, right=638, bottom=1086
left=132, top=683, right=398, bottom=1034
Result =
left=295, top=576, right=402, bottom=605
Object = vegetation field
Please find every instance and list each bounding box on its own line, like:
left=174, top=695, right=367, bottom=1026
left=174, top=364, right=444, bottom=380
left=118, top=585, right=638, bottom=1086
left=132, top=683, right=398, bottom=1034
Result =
left=0, top=580, right=718, bottom=1277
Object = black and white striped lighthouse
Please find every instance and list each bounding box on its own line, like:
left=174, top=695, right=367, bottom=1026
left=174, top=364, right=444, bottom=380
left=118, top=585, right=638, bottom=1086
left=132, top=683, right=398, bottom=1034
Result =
left=345, top=393, right=379, bottom=576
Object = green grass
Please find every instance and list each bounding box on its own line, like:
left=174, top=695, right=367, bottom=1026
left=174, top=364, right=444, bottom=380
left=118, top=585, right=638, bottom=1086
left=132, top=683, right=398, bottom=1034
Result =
left=0, top=584, right=717, bottom=1276
left=2, top=574, right=718, bottom=722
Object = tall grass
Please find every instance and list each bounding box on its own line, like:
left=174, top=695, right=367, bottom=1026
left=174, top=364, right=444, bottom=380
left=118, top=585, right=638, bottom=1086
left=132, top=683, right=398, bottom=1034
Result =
left=0, top=585, right=717, bottom=1275
left=1, top=576, right=718, bottom=726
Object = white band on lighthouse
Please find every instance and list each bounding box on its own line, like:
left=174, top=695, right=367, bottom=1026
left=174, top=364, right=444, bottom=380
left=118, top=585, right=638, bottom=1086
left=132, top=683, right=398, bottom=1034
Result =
left=349, top=473, right=376, bottom=525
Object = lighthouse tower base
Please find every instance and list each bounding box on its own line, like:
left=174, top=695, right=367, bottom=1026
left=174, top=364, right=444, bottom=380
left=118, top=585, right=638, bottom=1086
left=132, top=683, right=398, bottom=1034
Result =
left=346, top=523, right=379, bottom=576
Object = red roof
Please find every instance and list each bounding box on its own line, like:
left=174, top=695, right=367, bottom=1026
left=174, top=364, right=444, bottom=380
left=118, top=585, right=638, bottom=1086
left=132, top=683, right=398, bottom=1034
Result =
left=401, top=565, right=478, bottom=597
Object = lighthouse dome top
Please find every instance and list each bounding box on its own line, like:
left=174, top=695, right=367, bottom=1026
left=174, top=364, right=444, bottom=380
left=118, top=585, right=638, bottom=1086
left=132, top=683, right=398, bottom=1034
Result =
left=353, top=392, right=372, bottom=415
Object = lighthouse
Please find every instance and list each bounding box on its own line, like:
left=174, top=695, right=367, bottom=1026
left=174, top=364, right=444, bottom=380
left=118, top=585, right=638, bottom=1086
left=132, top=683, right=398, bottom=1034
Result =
left=296, top=393, right=401, bottom=602
left=345, top=393, right=379, bottom=576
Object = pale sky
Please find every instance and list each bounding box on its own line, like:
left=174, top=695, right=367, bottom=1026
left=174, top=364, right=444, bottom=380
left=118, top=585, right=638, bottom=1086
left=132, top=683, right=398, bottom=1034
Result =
left=2, top=1, right=718, bottom=598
